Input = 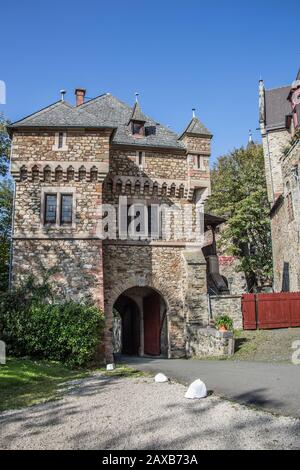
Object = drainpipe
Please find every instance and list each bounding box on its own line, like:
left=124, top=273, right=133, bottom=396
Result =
left=207, top=293, right=212, bottom=324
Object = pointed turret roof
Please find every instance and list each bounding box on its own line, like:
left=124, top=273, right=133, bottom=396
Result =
left=179, top=116, right=212, bottom=139
left=127, top=101, right=147, bottom=124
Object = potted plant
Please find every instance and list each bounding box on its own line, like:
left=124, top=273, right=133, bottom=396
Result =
left=215, top=315, right=233, bottom=332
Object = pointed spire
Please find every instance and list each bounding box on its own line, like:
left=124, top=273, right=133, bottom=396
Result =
left=248, top=129, right=253, bottom=144
left=128, top=94, right=147, bottom=125
left=247, top=129, right=255, bottom=147
left=259, top=78, right=265, bottom=125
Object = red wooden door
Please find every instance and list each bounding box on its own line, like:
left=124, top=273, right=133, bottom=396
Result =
left=143, top=292, right=161, bottom=356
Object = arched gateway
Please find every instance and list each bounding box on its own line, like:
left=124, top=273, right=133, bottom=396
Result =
left=113, top=287, right=168, bottom=357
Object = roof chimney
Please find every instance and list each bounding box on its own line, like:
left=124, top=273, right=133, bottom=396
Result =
left=75, top=88, right=86, bottom=106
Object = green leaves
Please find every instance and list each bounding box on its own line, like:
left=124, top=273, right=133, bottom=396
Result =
left=0, top=179, right=13, bottom=291
left=0, top=116, right=10, bottom=177
left=206, top=144, right=272, bottom=289
left=0, top=278, right=105, bottom=367
left=0, top=116, right=12, bottom=292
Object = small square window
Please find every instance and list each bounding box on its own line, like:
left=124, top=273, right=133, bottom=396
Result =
left=60, top=194, right=73, bottom=224
left=45, top=194, right=57, bottom=224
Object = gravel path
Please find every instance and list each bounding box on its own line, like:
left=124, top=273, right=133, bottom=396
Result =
left=0, top=374, right=300, bottom=450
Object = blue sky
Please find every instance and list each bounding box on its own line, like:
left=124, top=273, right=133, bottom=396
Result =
left=0, top=0, right=299, bottom=163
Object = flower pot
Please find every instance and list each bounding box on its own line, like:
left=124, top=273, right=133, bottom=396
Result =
left=219, top=325, right=227, bottom=332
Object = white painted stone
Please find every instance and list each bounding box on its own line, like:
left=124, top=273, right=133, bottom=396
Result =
left=154, top=373, right=168, bottom=383
left=185, top=379, right=207, bottom=399
left=106, top=363, right=115, bottom=371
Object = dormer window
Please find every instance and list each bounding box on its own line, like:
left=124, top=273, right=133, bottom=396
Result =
left=132, top=121, right=144, bottom=136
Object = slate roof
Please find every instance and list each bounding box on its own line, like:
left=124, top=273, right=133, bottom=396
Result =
left=80, top=94, right=185, bottom=149
left=179, top=116, right=212, bottom=139
left=265, top=86, right=291, bottom=131
left=9, top=101, right=107, bottom=128
left=9, top=93, right=211, bottom=150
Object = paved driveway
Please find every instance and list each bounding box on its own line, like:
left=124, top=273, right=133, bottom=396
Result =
left=122, top=357, right=300, bottom=418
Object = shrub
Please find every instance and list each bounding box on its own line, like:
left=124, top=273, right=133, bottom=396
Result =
left=0, top=278, right=104, bottom=367
left=215, top=314, right=233, bottom=331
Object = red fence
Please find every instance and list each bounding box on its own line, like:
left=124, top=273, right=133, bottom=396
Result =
left=242, top=292, right=300, bottom=330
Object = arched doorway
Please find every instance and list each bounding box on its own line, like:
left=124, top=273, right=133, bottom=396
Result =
left=114, top=296, right=140, bottom=355
left=113, top=286, right=168, bottom=357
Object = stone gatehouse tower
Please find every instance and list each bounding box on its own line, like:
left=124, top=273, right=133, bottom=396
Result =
left=8, top=89, right=223, bottom=361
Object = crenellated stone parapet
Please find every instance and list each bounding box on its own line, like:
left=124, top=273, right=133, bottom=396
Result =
left=11, top=161, right=109, bottom=182
left=104, top=175, right=187, bottom=198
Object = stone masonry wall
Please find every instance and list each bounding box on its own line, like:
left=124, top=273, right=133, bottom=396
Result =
left=218, top=256, right=247, bottom=294
left=109, top=148, right=187, bottom=180
left=11, top=129, right=110, bottom=306
left=262, top=129, right=290, bottom=203
left=12, top=130, right=110, bottom=163
left=12, top=239, right=104, bottom=305
left=103, top=243, right=208, bottom=360
left=186, top=326, right=235, bottom=357
left=180, top=135, right=211, bottom=154
left=271, top=140, right=300, bottom=291
left=210, top=295, right=243, bottom=330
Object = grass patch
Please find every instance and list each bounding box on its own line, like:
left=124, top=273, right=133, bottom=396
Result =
left=99, top=364, right=150, bottom=378
left=0, top=358, right=150, bottom=412
left=0, top=357, right=89, bottom=412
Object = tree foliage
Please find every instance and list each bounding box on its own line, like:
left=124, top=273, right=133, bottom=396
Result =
left=0, top=115, right=10, bottom=177
left=0, top=276, right=105, bottom=367
left=0, top=116, right=12, bottom=291
left=206, top=144, right=272, bottom=290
